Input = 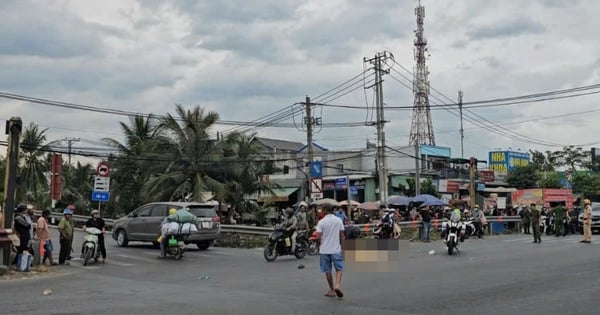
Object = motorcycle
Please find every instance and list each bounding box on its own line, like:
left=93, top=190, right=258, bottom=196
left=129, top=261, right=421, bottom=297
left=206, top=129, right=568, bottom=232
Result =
left=373, top=223, right=394, bottom=239
left=164, top=234, right=185, bottom=260
left=263, top=227, right=308, bottom=262
left=462, top=218, right=477, bottom=240
left=307, top=230, right=319, bottom=256
left=444, top=220, right=461, bottom=255
left=82, top=227, right=103, bottom=266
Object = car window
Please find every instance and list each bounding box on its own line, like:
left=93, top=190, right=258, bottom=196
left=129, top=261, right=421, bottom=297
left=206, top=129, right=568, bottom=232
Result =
left=187, top=205, right=217, bottom=217
left=151, top=204, right=168, bottom=217
left=135, top=205, right=153, bottom=217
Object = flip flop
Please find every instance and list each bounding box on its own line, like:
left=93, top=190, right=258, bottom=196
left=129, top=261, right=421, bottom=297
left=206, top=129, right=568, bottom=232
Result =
left=334, top=288, right=344, bottom=298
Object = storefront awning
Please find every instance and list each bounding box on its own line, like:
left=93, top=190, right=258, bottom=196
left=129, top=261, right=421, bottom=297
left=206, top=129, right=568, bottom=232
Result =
left=258, top=187, right=300, bottom=202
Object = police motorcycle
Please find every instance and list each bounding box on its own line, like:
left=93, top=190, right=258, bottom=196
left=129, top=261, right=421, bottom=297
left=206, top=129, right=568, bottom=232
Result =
left=82, top=227, right=103, bottom=266
left=462, top=217, right=478, bottom=240
left=441, top=213, right=465, bottom=255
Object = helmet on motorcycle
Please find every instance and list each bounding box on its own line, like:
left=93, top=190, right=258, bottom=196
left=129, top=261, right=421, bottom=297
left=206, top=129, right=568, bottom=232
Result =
left=169, top=208, right=177, bottom=215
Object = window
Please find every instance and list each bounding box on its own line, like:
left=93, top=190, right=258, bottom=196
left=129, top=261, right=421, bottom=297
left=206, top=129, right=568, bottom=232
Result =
left=187, top=205, right=217, bottom=218
left=337, top=164, right=344, bottom=173
left=134, top=205, right=152, bottom=217
left=151, top=204, right=169, bottom=217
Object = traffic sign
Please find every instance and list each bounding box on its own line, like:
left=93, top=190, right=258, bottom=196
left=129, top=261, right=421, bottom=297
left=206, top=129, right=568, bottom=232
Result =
left=97, top=162, right=110, bottom=177
left=311, top=192, right=323, bottom=200
left=93, top=176, right=110, bottom=191
left=311, top=178, right=322, bottom=193
left=310, top=161, right=322, bottom=177
left=335, top=177, right=347, bottom=188
left=91, top=191, right=110, bottom=202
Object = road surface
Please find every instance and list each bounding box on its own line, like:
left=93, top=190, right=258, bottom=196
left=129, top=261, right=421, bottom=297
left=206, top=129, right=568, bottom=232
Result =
left=1, top=229, right=598, bottom=315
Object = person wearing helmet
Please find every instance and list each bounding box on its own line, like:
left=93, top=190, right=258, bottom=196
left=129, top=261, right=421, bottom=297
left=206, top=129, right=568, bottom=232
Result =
left=581, top=199, right=592, bottom=243
left=58, top=208, right=74, bottom=265
left=281, top=207, right=298, bottom=252
left=82, top=209, right=107, bottom=263
left=12, top=205, right=32, bottom=265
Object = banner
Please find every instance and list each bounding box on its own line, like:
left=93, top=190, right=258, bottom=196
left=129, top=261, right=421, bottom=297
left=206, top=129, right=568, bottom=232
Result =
left=511, top=189, right=543, bottom=206
left=488, top=151, right=530, bottom=174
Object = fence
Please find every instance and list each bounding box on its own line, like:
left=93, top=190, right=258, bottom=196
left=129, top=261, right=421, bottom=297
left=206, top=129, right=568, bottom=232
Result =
left=34, top=211, right=523, bottom=236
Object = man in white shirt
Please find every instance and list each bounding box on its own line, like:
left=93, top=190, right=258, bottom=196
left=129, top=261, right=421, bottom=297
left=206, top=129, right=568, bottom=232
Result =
left=315, top=204, right=345, bottom=298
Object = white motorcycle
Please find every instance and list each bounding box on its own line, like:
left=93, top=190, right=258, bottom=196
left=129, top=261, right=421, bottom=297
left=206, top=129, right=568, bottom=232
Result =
left=82, top=227, right=103, bottom=266
left=462, top=218, right=477, bottom=239
left=444, top=220, right=462, bottom=255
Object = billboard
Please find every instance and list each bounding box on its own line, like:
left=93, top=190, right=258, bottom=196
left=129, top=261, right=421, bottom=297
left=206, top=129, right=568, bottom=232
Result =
left=488, top=151, right=530, bottom=174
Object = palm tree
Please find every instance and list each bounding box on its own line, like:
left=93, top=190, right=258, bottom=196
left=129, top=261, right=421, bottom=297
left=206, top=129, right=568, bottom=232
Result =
left=17, top=122, right=50, bottom=208
left=61, top=161, right=94, bottom=213
left=102, top=115, right=161, bottom=214
left=143, top=105, right=224, bottom=202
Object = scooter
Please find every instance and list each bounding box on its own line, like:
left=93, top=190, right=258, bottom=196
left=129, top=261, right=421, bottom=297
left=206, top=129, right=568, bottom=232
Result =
left=263, top=227, right=308, bottom=262
left=307, top=230, right=319, bottom=256
left=82, top=227, right=103, bottom=266
left=164, top=234, right=185, bottom=260
left=462, top=218, right=477, bottom=239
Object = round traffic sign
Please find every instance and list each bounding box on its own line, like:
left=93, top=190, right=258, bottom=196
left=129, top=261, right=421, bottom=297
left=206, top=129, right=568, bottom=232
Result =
left=97, top=162, right=110, bottom=177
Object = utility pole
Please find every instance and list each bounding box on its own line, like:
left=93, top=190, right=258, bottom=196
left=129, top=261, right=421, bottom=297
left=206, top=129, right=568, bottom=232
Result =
left=63, top=137, right=80, bottom=166
left=469, top=157, right=476, bottom=209
left=458, top=90, right=464, bottom=159
left=415, top=142, right=421, bottom=195
left=2, top=117, right=22, bottom=266
left=305, top=96, right=314, bottom=203
left=364, top=52, right=391, bottom=204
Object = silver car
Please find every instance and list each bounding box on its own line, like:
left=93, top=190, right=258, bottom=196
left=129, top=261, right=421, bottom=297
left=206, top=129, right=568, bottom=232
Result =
left=578, top=204, right=600, bottom=234
left=111, top=202, right=221, bottom=250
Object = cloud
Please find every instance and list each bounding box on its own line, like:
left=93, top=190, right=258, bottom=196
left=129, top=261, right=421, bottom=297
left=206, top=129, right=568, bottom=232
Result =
left=466, top=17, right=546, bottom=40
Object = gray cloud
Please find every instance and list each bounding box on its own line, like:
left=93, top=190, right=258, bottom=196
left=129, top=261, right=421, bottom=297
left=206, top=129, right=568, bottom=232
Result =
left=466, top=17, right=546, bottom=40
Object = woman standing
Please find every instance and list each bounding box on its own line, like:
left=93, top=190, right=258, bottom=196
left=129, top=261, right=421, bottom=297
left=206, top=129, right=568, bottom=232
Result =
left=36, top=210, right=57, bottom=265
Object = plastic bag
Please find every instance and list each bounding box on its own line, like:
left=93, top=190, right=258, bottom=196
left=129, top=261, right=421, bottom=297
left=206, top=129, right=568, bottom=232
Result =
left=161, top=222, right=180, bottom=235
left=179, top=223, right=198, bottom=234
left=168, top=209, right=198, bottom=224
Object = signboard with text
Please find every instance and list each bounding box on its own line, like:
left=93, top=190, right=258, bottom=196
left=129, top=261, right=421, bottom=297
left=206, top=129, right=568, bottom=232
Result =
left=488, top=151, right=530, bottom=174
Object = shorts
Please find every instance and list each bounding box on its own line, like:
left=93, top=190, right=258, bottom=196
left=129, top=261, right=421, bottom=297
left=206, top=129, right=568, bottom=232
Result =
left=320, top=252, right=344, bottom=273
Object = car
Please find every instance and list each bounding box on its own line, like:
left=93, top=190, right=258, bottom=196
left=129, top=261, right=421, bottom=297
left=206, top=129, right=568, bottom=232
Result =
left=111, top=202, right=221, bottom=250
left=578, top=204, right=600, bottom=234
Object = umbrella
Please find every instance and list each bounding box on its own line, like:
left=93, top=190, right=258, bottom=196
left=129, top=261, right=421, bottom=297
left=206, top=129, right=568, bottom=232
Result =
left=339, top=200, right=361, bottom=206
left=388, top=195, right=411, bottom=206
left=359, top=201, right=381, bottom=211
left=419, top=199, right=448, bottom=207
left=411, top=194, right=447, bottom=206
left=312, top=198, right=340, bottom=207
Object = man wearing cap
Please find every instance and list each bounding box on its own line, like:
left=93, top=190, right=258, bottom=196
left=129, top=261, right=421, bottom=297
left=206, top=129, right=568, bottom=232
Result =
left=82, top=210, right=107, bottom=263
left=581, top=199, right=592, bottom=243
left=58, top=208, right=74, bottom=264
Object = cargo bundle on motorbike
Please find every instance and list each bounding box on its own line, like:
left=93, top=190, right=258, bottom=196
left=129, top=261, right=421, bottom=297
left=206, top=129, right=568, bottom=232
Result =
left=159, top=208, right=199, bottom=260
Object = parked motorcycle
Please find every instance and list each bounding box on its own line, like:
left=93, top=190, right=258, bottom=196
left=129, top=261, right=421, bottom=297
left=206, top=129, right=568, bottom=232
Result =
left=263, top=227, right=308, bottom=262
left=82, top=227, right=103, bottom=266
left=462, top=218, right=477, bottom=240
left=307, top=230, right=319, bottom=256
left=373, top=223, right=394, bottom=239
left=444, top=220, right=462, bottom=255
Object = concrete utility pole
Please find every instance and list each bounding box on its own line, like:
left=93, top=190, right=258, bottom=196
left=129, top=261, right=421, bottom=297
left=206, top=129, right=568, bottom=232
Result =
left=63, top=137, right=80, bottom=166
left=305, top=96, right=313, bottom=203
left=415, top=143, right=421, bottom=196
left=469, top=157, right=476, bottom=208
left=458, top=90, right=464, bottom=159
left=364, top=52, right=391, bottom=204
left=3, top=117, right=22, bottom=266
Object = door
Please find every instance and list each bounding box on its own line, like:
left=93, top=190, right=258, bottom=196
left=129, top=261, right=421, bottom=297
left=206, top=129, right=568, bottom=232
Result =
left=128, top=205, right=153, bottom=239
left=141, top=204, right=169, bottom=240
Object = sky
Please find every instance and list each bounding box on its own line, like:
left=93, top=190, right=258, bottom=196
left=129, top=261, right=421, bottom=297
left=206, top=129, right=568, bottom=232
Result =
left=1, top=0, right=600, bottom=167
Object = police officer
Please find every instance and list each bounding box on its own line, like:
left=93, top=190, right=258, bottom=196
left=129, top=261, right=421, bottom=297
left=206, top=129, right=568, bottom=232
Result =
left=521, top=205, right=531, bottom=234
left=580, top=199, right=592, bottom=243
left=552, top=201, right=566, bottom=237
left=531, top=203, right=541, bottom=243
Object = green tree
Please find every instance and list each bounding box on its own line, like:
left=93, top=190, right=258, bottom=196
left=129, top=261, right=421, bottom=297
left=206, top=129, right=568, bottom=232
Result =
left=61, top=161, right=94, bottom=214
left=398, top=178, right=439, bottom=197
left=17, top=122, right=50, bottom=208
left=571, top=172, right=600, bottom=198
left=506, top=164, right=540, bottom=189
left=538, top=171, right=562, bottom=188
left=555, top=146, right=589, bottom=171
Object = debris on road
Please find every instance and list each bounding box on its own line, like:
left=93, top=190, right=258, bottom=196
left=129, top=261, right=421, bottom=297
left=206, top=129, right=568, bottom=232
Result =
left=428, top=249, right=436, bottom=255
left=43, top=288, right=53, bottom=296
left=298, top=264, right=305, bottom=269
left=198, top=274, right=211, bottom=280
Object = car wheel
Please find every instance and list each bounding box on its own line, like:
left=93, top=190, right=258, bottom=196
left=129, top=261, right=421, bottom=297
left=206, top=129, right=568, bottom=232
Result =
left=196, top=242, right=211, bottom=250
left=117, top=230, right=129, bottom=247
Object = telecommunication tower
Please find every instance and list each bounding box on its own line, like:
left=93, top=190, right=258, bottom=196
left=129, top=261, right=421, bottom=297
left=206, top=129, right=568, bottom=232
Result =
left=408, top=1, right=435, bottom=146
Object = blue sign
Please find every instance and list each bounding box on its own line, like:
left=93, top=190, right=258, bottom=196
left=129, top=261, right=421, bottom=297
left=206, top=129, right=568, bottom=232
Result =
left=477, top=183, right=485, bottom=191
left=92, top=191, right=110, bottom=202
left=420, top=145, right=451, bottom=158
left=488, top=151, right=530, bottom=174
left=310, top=161, right=322, bottom=177
left=350, top=186, right=358, bottom=195
left=335, top=177, right=347, bottom=187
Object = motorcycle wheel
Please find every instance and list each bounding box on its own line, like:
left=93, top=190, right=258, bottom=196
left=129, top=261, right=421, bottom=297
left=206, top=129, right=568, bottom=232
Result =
left=83, top=247, right=92, bottom=266
left=447, top=242, right=454, bottom=255
left=294, top=241, right=307, bottom=259
left=307, top=240, right=319, bottom=256
left=263, top=244, right=277, bottom=262
left=175, top=247, right=184, bottom=260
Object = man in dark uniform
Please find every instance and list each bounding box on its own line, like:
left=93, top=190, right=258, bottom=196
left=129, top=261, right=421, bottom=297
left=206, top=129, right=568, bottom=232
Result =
left=521, top=205, right=531, bottom=234
left=531, top=203, right=541, bottom=243
left=552, top=201, right=566, bottom=237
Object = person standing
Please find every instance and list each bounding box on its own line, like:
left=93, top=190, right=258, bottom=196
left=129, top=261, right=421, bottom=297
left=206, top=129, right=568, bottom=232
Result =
left=531, top=203, right=541, bottom=243
left=521, top=205, right=531, bottom=234
left=36, top=210, right=57, bottom=265
left=581, top=199, right=592, bottom=243
left=553, top=202, right=565, bottom=237
left=420, top=206, right=432, bottom=242
left=12, top=205, right=32, bottom=265
left=58, top=208, right=74, bottom=265
left=82, top=209, right=107, bottom=263
left=315, top=204, right=345, bottom=298
left=472, top=205, right=484, bottom=238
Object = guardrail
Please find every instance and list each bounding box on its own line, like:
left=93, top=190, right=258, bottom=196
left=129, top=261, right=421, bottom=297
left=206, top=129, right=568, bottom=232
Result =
left=32, top=211, right=524, bottom=236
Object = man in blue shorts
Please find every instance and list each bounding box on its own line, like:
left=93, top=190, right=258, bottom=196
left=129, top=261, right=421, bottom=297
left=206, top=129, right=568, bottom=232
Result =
left=315, top=203, right=346, bottom=298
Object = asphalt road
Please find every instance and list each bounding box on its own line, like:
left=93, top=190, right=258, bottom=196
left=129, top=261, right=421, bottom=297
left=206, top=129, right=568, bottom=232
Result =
left=2, top=229, right=599, bottom=315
